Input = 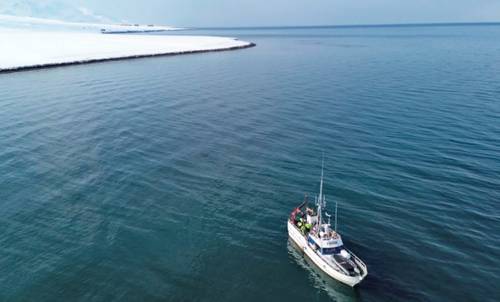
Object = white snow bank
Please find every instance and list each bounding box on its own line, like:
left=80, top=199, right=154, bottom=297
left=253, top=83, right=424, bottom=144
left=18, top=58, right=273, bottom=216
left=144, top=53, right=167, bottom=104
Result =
left=0, top=28, right=254, bottom=71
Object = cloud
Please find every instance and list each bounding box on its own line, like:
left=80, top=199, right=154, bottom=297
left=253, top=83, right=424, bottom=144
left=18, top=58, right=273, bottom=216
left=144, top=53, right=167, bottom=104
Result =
left=77, top=6, right=113, bottom=23
left=0, top=0, right=114, bottom=23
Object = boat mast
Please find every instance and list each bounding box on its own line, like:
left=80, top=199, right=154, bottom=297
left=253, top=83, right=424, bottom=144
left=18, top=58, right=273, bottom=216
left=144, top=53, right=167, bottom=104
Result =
left=318, top=156, right=325, bottom=227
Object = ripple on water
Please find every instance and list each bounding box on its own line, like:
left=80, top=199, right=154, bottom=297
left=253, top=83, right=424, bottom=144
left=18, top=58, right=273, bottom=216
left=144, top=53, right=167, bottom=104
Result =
left=1, top=26, right=500, bottom=302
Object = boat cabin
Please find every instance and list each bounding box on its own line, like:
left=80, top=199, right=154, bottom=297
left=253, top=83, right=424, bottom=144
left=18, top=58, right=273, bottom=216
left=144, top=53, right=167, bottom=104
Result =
left=308, top=224, right=344, bottom=255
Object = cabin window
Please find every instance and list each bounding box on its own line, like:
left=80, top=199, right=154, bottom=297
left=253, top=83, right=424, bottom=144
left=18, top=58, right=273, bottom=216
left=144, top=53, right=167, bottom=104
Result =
left=321, top=246, right=344, bottom=255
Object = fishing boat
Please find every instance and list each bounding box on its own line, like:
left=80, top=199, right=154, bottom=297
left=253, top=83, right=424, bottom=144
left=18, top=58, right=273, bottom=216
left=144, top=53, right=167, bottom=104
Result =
left=287, top=163, right=368, bottom=287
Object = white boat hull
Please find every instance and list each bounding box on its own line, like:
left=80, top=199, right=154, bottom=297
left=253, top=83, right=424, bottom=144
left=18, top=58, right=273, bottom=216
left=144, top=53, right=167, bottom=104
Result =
left=287, top=221, right=366, bottom=287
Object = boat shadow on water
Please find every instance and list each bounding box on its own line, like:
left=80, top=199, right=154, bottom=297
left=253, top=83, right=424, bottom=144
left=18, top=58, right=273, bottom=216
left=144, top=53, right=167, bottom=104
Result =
left=287, top=239, right=361, bottom=302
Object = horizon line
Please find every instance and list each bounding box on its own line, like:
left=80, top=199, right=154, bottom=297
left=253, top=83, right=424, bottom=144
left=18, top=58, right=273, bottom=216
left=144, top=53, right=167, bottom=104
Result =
left=193, top=21, right=500, bottom=30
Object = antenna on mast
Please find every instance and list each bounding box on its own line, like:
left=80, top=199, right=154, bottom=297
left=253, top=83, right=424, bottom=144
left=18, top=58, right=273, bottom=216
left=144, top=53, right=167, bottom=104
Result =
left=335, top=200, right=338, bottom=231
left=319, top=154, right=324, bottom=201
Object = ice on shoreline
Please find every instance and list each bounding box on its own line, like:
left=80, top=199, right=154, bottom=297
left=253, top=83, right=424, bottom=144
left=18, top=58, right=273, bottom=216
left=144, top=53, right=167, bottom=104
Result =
left=0, top=28, right=254, bottom=72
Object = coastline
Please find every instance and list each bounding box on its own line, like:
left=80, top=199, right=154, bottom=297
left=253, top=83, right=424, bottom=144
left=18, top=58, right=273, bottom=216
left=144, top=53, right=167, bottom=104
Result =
left=0, top=28, right=256, bottom=73
left=0, top=14, right=180, bottom=32
left=0, top=42, right=256, bottom=74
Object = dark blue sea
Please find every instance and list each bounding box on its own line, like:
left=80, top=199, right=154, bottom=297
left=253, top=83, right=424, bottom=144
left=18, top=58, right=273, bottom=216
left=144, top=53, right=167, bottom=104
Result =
left=1, top=24, right=499, bottom=302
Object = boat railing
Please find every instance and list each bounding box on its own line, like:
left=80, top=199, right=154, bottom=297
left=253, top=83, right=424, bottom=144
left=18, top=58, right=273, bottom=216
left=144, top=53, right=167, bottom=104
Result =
left=350, top=252, right=368, bottom=276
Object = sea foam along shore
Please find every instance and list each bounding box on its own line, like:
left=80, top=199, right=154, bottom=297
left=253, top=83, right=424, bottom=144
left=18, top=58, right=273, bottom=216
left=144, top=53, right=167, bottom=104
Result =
left=0, top=28, right=255, bottom=72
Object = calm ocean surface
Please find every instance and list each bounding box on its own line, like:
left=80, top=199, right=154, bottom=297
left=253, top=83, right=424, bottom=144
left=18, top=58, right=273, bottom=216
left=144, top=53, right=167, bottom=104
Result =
left=0, top=25, right=499, bottom=302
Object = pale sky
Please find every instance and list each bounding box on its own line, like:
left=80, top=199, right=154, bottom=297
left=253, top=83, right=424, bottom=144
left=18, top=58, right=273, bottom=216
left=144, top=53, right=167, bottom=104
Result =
left=7, top=0, right=500, bottom=27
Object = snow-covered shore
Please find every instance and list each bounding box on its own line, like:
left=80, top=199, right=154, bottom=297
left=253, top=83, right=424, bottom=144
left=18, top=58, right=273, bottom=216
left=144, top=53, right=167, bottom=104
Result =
left=0, top=14, right=180, bottom=32
left=0, top=28, right=254, bottom=72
